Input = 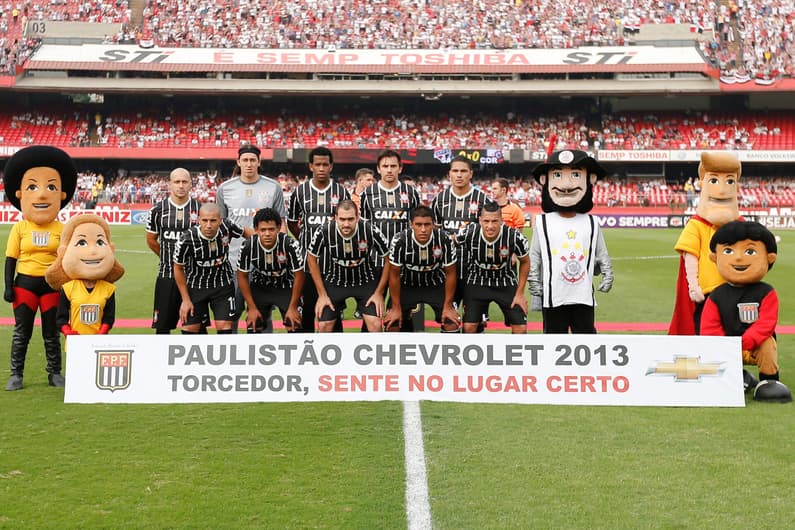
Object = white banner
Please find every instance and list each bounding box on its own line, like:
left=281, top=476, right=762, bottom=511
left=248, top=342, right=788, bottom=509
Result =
left=64, top=334, right=744, bottom=407
left=596, top=150, right=671, bottom=162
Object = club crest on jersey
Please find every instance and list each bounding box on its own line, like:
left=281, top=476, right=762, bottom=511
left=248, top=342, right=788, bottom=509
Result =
left=468, top=202, right=479, bottom=214
left=190, top=212, right=198, bottom=223
left=96, top=350, right=132, bottom=392
left=737, top=302, right=759, bottom=323
left=331, top=195, right=339, bottom=207
left=400, top=192, right=409, bottom=204
left=277, top=251, right=287, bottom=264
left=499, top=246, right=510, bottom=258
left=80, top=304, right=101, bottom=325
left=31, top=231, right=51, bottom=247
left=433, top=246, right=443, bottom=258
left=358, top=240, right=368, bottom=252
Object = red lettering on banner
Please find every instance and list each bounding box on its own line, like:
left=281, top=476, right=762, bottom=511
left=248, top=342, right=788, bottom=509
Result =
left=506, top=54, right=530, bottom=65
left=214, top=52, right=233, bottom=63
left=339, top=54, right=358, bottom=64
left=484, top=55, right=505, bottom=65
left=282, top=53, right=300, bottom=64
left=256, top=52, right=277, bottom=64
left=306, top=53, right=333, bottom=65
left=317, top=374, right=399, bottom=392
left=0, top=208, right=20, bottom=223
left=381, top=53, right=398, bottom=65
left=408, top=375, right=443, bottom=392
left=546, top=375, right=630, bottom=393
left=424, top=53, right=444, bottom=65
left=452, top=375, right=537, bottom=393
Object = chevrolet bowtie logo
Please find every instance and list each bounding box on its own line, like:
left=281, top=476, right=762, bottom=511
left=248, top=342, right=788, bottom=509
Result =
left=646, top=356, right=725, bottom=381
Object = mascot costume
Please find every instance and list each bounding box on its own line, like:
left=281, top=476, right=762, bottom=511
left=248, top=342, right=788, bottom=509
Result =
left=528, top=149, right=613, bottom=333
left=46, top=214, right=124, bottom=338
left=701, top=221, right=791, bottom=403
left=3, top=146, right=77, bottom=390
left=669, top=151, right=741, bottom=335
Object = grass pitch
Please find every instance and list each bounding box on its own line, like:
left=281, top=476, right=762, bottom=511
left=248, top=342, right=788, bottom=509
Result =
left=1, top=224, right=794, bottom=528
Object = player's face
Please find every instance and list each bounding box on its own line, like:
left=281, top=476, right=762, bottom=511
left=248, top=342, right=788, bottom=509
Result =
left=169, top=172, right=192, bottom=201
left=547, top=166, right=587, bottom=208
left=17, top=167, right=65, bottom=225
left=309, top=155, right=333, bottom=184
left=490, top=182, right=506, bottom=201
left=356, top=172, right=374, bottom=192
left=712, top=239, right=775, bottom=286
left=411, top=215, right=434, bottom=245
left=198, top=210, right=222, bottom=238
left=448, top=161, right=472, bottom=191
left=479, top=209, right=503, bottom=240
left=237, top=153, right=260, bottom=182
left=697, top=171, right=739, bottom=225
left=256, top=220, right=280, bottom=249
left=335, top=206, right=358, bottom=238
left=377, top=156, right=402, bottom=186
left=62, top=222, right=116, bottom=281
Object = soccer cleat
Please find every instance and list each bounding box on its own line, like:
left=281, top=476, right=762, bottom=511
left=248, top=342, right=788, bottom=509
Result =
left=753, top=380, right=793, bottom=403
left=48, top=373, right=66, bottom=387
left=5, top=374, right=23, bottom=391
left=742, top=370, right=758, bottom=393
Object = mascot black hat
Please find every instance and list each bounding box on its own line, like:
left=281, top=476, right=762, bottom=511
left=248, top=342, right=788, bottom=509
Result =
left=3, top=145, right=78, bottom=211
left=531, top=149, right=606, bottom=183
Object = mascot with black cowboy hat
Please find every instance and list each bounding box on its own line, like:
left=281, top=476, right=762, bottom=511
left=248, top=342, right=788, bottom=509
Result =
left=528, top=149, right=613, bottom=333
left=3, top=146, right=77, bottom=390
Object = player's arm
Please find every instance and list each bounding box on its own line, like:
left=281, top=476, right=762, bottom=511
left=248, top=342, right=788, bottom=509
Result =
left=364, top=258, right=389, bottom=319
left=528, top=223, right=543, bottom=297
left=4, top=224, right=20, bottom=303
left=513, top=253, right=530, bottom=314
left=741, top=289, right=778, bottom=351
left=383, top=263, right=403, bottom=330
left=173, top=262, right=194, bottom=323
left=237, top=269, right=261, bottom=329
left=287, top=220, right=301, bottom=240
left=307, top=253, right=334, bottom=318
left=699, top=297, right=725, bottom=336
left=594, top=228, right=613, bottom=293
left=145, top=232, right=160, bottom=257
left=442, top=263, right=460, bottom=327
left=284, top=270, right=305, bottom=331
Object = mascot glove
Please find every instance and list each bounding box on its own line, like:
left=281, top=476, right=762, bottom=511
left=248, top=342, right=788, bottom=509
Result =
left=61, top=324, right=79, bottom=336
left=688, top=287, right=705, bottom=303
left=3, top=287, right=14, bottom=303
left=98, top=323, right=112, bottom=335
left=528, top=285, right=543, bottom=297
left=597, top=279, right=612, bottom=293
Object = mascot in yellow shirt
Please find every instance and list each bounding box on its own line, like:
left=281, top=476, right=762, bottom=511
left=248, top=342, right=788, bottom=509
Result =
left=669, top=151, right=742, bottom=335
left=45, top=214, right=124, bottom=339
left=3, top=146, right=77, bottom=390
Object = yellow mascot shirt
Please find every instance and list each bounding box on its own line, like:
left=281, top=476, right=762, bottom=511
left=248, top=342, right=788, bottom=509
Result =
left=674, top=218, right=723, bottom=295
left=5, top=220, right=63, bottom=276
left=62, top=280, right=116, bottom=334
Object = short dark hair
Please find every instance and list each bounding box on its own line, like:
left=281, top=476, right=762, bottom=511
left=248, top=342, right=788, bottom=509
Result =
left=481, top=200, right=500, bottom=215
left=410, top=206, right=434, bottom=221
left=336, top=198, right=358, bottom=214
left=308, top=146, right=333, bottom=164
left=710, top=220, right=777, bottom=253
left=377, top=149, right=402, bottom=167
left=253, top=207, right=282, bottom=227
left=449, top=155, right=474, bottom=170
left=493, top=178, right=510, bottom=191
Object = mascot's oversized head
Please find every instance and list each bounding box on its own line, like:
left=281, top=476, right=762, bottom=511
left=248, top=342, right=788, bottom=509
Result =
left=696, top=151, right=741, bottom=227
left=2, top=145, right=77, bottom=225
left=532, top=149, right=606, bottom=213
left=45, top=214, right=124, bottom=291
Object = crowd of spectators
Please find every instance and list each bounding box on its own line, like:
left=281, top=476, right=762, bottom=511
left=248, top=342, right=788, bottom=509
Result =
left=3, top=106, right=795, bottom=151
left=0, top=0, right=792, bottom=82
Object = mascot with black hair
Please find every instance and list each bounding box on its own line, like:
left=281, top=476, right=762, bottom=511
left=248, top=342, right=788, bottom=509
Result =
left=528, top=149, right=613, bottom=333
left=701, top=221, right=791, bottom=403
left=3, top=146, right=77, bottom=390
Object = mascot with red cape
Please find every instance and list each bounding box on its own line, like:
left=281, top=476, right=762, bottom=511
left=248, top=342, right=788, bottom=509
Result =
left=669, top=151, right=741, bottom=336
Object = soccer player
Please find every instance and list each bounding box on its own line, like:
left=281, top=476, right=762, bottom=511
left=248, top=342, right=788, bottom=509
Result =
left=216, top=144, right=287, bottom=332
left=287, top=146, right=350, bottom=332
left=237, top=208, right=304, bottom=333
left=306, top=200, right=390, bottom=333
left=491, top=178, right=526, bottom=230
left=383, top=206, right=460, bottom=332
left=145, top=167, right=201, bottom=334
left=173, top=203, right=253, bottom=334
left=351, top=167, right=375, bottom=211
left=432, top=155, right=492, bottom=328
left=456, top=201, right=530, bottom=334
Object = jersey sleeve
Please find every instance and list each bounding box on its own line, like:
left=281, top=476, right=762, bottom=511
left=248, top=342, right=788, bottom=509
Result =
left=5, top=222, right=21, bottom=259
left=699, top=297, right=726, bottom=337
left=286, top=237, right=305, bottom=272
left=307, top=224, right=326, bottom=257
left=237, top=237, right=253, bottom=272
left=145, top=203, right=160, bottom=234
left=287, top=187, right=302, bottom=223
left=173, top=232, right=191, bottom=266
left=741, top=289, right=778, bottom=351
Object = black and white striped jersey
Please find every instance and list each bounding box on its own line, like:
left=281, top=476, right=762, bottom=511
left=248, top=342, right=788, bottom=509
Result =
left=287, top=179, right=351, bottom=252
left=389, top=228, right=456, bottom=288
left=237, top=233, right=304, bottom=290
left=145, top=197, right=201, bottom=278
left=308, top=219, right=389, bottom=287
left=455, top=224, right=529, bottom=287
left=359, top=181, right=421, bottom=245
left=431, top=186, right=492, bottom=279
left=173, top=219, right=244, bottom=289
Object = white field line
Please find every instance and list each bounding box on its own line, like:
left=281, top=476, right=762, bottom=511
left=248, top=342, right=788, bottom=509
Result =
left=610, top=254, right=679, bottom=261
left=403, top=400, right=432, bottom=530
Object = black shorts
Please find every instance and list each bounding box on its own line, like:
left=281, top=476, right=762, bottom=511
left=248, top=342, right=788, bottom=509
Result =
left=462, top=284, right=526, bottom=325
left=184, top=284, right=236, bottom=326
left=251, top=285, right=294, bottom=321
left=397, top=284, right=447, bottom=324
left=152, top=276, right=181, bottom=331
left=320, top=280, right=380, bottom=322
